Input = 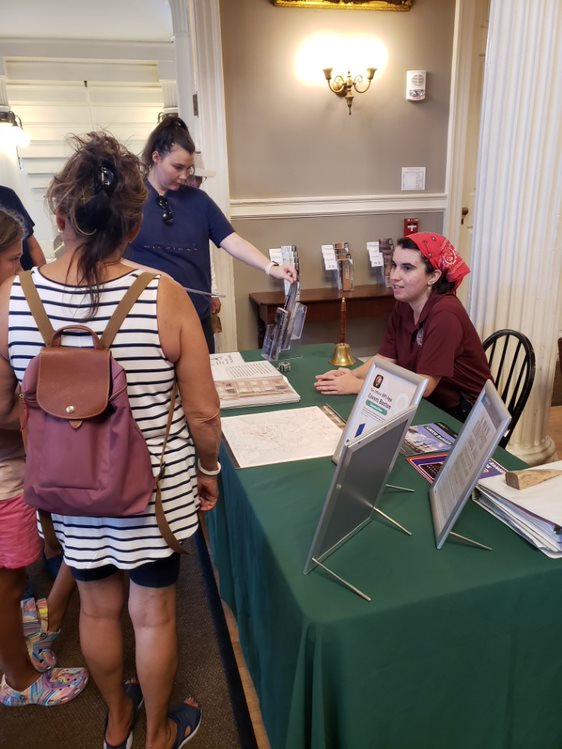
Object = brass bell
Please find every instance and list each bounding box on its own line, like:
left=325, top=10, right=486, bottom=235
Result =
left=330, top=342, right=356, bottom=367
left=329, top=297, right=356, bottom=366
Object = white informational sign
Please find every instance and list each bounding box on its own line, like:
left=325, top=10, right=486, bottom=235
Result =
left=269, top=248, right=283, bottom=266
left=332, top=356, right=428, bottom=463
left=366, top=241, right=384, bottom=268
left=321, top=244, right=337, bottom=271
left=429, top=380, right=511, bottom=549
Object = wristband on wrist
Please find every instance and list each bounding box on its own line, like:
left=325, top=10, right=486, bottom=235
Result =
left=265, top=261, right=279, bottom=276
left=197, top=459, right=221, bottom=476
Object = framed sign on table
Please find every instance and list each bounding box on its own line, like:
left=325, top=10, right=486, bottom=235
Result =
left=430, top=380, right=511, bottom=550
left=332, top=356, right=427, bottom=464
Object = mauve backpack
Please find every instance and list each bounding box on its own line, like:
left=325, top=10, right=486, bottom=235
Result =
left=18, top=270, right=186, bottom=554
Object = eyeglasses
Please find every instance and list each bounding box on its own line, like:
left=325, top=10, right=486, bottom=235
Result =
left=156, top=195, right=174, bottom=225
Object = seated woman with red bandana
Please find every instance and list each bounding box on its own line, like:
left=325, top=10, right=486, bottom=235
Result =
left=314, top=233, right=491, bottom=421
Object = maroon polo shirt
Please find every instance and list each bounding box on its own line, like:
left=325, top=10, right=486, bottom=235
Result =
left=378, top=293, right=491, bottom=411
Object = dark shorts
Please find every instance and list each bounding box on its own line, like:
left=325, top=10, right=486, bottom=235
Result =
left=70, top=552, right=180, bottom=588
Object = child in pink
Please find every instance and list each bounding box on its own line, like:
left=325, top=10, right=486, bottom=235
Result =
left=0, top=207, right=88, bottom=706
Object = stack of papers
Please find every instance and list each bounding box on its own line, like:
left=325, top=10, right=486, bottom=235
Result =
left=210, top=353, right=300, bottom=410
left=476, top=461, right=562, bottom=558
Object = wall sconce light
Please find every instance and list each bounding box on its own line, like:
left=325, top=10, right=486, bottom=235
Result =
left=322, top=67, right=377, bottom=115
left=0, top=109, right=30, bottom=147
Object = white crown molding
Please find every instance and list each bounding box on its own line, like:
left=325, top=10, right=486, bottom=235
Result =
left=0, top=38, right=174, bottom=62
left=230, top=193, right=447, bottom=220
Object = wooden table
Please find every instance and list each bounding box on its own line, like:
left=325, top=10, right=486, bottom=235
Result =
left=249, top=284, right=395, bottom=346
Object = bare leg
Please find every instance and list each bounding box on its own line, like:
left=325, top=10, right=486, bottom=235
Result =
left=46, top=560, right=75, bottom=632
left=76, top=573, right=133, bottom=746
left=128, top=581, right=178, bottom=749
left=0, top=567, right=38, bottom=690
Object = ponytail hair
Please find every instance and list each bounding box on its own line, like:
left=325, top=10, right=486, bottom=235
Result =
left=46, top=132, right=147, bottom=318
left=142, top=114, right=195, bottom=169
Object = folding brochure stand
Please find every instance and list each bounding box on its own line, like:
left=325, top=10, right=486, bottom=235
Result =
left=304, top=406, right=418, bottom=601
left=429, top=380, right=511, bottom=551
left=262, top=280, right=307, bottom=361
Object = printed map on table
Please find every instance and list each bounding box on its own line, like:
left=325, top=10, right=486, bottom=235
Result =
left=221, top=405, right=343, bottom=468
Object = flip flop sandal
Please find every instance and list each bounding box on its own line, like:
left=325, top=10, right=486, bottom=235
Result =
left=168, top=699, right=202, bottom=749
left=0, top=667, right=88, bottom=707
left=103, top=679, right=144, bottom=749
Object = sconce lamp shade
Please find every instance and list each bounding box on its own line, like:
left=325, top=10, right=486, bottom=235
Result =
left=0, top=110, right=31, bottom=147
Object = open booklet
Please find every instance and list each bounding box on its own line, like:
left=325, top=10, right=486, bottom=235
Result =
left=210, top=353, right=300, bottom=410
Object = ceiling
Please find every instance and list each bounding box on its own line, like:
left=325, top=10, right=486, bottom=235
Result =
left=0, top=0, right=173, bottom=42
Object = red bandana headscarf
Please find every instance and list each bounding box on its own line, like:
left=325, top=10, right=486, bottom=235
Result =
left=406, top=232, right=470, bottom=291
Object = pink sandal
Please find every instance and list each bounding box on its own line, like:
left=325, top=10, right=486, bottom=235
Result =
left=0, top=667, right=89, bottom=707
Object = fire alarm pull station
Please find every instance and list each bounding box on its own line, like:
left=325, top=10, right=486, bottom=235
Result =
left=403, top=218, right=419, bottom=236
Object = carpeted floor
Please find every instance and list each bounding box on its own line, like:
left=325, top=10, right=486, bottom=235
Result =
left=0, top=532, right=257, bottom=749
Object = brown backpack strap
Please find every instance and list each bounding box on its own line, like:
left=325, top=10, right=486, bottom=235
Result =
left=100, top=272, right=156, bottom=348
left=19, top=271, right=55, bottom=345
left=153, top=385, right=191, bottom=554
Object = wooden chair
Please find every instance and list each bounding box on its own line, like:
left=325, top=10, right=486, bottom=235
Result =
left=482, top=329, right=536, bottom=447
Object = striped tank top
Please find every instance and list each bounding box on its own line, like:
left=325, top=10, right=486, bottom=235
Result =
left=8, top=268, right=199, bottom=569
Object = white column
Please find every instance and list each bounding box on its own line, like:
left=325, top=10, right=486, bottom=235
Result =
left=467, top=0, right=562, bottom=464
left=191, top=0, right=237, bottom=351
left=0, top=60, right=24, bottom=191
left=167, top=0, right=199, bottom=143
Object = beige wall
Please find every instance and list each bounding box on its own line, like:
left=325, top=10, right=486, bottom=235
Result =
left=219, top=0, right=456, bottom=350
left=232, top=210, right=445, bottom=351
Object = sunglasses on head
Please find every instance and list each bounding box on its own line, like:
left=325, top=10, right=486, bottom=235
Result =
left=156, top=195, right=174, bottom=225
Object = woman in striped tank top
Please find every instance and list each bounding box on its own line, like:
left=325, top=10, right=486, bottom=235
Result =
left=0, top=133, right=221, bottom=748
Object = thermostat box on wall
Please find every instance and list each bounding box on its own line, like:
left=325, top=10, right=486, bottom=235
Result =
left=406, top=70, right=426, bottom=101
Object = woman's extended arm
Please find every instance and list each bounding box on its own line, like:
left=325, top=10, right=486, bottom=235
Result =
left=220, top=231, right=297, bottom=283
left=157, top=277, right=221, bottom=510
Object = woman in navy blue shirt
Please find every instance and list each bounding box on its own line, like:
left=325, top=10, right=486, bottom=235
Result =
left=127, top=115, right=296, bottom=351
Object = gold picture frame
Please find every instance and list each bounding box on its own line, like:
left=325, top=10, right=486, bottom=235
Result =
left=271, top=0, right=413, bottom=9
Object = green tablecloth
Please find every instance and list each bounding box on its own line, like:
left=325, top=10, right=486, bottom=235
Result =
left=207, top=344, right=562, bottom=749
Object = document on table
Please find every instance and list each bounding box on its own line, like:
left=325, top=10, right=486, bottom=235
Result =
left=221, top=405, right=344, bottom=468
left=475, top=460, right=562, bottom=558
left=211, top=357, right=300, bottom=409
left=209, top=351, right=245, bottom=369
